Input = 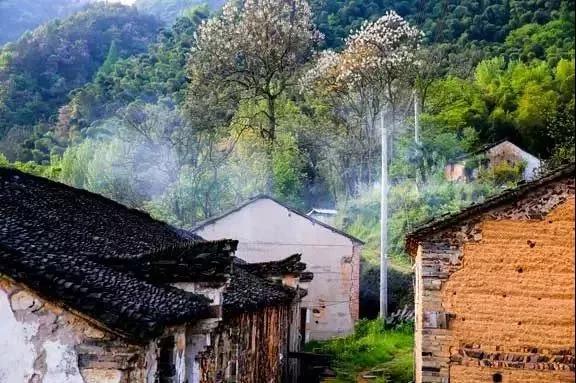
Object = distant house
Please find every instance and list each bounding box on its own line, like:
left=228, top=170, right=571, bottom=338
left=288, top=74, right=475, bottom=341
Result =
left=407, top=163, right=575, bottom=383
left=193, top=195, right=364, bottom=341
left=445, top=140, right=541, bottom=182
left=307, top=208, right=338, bottom=226
left=0, top=168, right=311, bottom=383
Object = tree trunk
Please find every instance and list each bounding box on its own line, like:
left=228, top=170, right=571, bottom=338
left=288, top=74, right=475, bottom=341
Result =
left=267, top=95, right=276, bottom=141
left=265, top=95, right=277, bottom=193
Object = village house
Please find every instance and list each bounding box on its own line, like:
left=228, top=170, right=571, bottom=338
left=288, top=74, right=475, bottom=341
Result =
left=445, top=140, right=541, bottom=182
left=306, top=208, right=338, bottom=226
left=407, top=163, right=575, bottom=383
left=193, top=195, right=363, bottom=341
left=0, top=168, right=312, bottom=383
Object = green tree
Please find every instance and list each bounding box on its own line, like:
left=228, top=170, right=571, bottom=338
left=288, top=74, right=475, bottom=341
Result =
left=99, top=40, right=120, bottom=74
left=187, top=0, right=320, bottom=143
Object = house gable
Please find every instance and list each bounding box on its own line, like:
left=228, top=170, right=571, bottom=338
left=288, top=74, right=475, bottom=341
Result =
left=194, top=197, right=362, bottom=248
left=194, top=196, right=362, bottom=340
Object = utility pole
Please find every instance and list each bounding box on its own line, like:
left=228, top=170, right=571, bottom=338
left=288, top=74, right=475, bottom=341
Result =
left=414, top=90, right=420, bottom=145
left=379, top=110, right=388, bottom=319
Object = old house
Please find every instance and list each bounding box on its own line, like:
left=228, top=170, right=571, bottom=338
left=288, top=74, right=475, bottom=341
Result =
left=0, top=168, right=311, bottom=383
left=306, top=208, right=338, bottom=226
left=445, top=140, right=541, bottom=182
left=406, top=163, right=575, bottom=383
left=193, top=195, right=363, bottom=341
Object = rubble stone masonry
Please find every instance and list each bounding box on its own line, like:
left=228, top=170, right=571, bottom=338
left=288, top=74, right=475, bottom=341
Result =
left=413, top=177, right=575, bottom=383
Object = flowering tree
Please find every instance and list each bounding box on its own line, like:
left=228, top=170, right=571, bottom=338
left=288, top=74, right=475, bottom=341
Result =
left=302, top=11, right=423, bottom=186
left=187, top=0, right=321, bottom=141
left=303, top=11, right=422, bottom=318
left=305, top=10, right=422, bottom=128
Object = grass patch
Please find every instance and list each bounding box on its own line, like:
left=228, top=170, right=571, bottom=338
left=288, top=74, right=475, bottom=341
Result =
left=305, top=319, right=414, bottom=383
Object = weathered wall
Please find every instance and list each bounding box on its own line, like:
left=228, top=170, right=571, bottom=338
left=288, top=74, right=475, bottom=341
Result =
left=445, top=163, right=466, bottom=182
left=486, top=141, right=541, bottom=181
left=413, top=178, right=575, bottom=383
left=198, top=306, right=293, bottom=383
left=0, top=277, right=155, bottom=383
left=194, top=198, right=361, bottom=340
left=450, top=365, right=575, bottom=382
left=443, top=200, right=575, bottom=352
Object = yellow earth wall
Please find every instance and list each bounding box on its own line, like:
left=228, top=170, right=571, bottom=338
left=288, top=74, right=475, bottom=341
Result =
left=443, top=199, right=575, bottom=382
left=450, top=365, right=575, bottom=382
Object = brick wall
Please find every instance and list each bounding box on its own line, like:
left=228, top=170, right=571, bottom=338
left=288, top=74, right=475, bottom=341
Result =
left=414, top=177, right=575, bottom=383
left=349, top=245, right=361, bottom=321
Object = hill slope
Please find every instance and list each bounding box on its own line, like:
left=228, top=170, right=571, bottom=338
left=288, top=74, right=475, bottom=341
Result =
left=0, top=3, right=162, bottom=160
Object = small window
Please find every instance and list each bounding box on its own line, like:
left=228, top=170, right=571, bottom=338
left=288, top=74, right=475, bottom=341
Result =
left=493, top=372, right=503, bottom=382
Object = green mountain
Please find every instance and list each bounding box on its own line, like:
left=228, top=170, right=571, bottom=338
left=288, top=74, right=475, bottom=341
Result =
left=310, top=0, right=574, bottom=49
left=0, top=3, right=162, bottom=160
left=0, top=0, right=94, bottom=45
left=134, top=0, right=224, bottom=22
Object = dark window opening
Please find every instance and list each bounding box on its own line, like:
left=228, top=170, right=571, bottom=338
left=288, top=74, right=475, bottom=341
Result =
left=300, top=308, right=307, bottom=348
left=493, top=372, right=503, bottom=382
left=157, top=336, right=176, bottom=383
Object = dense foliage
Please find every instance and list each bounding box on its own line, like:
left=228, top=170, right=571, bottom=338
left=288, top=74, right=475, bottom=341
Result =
left=0, top=0, right=573, bottom=325
left=310, top=0, right=575, bottom=49
left=0, top=0, right=92, bottom=45
left=0, top=4, right=162, bottom=161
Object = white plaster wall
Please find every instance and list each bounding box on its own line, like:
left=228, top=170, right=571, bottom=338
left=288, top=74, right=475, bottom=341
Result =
left=487, top=141, right=541, bottom=181
left=0, top=290, right=37, bottom=383
left=0, top=281, right=96, bottom=383
left=194, top=198, right=361, bottom=340
left=44, top=340, right=85, bottom=383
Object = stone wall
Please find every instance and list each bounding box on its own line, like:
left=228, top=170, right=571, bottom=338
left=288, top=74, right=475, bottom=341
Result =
left=413, top=178, right=575, bottom=383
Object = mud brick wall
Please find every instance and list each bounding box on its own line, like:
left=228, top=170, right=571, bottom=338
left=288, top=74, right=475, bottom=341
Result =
left=414, top=177, right=575, bottom=383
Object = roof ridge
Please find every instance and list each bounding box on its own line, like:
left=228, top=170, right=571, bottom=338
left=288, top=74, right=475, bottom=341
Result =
left=192, top=194, right=364, bottom=244
left=406, top=161, right=575, bottom=245
left=0, top=166, right=190, bottom=238
left=449, top=138, right=537, bottom=163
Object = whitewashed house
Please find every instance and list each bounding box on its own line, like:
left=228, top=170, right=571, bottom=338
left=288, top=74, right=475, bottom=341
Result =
left=193, top=195, right=363, bottom=341
left=445, top=140, right=541, bottom=182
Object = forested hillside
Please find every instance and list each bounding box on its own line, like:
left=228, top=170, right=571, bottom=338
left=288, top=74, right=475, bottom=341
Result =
left=0, top=0, right=574, bottom=319
left=311, top=0, right=573, bottom=49
left=0, top=0, right=92, bottom=44
left=134, top=0, right=223, bottom=22
left=0, top=4, right=162, bottom=160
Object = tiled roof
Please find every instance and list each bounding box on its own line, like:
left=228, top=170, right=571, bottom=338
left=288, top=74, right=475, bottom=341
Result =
left=0, top=167, right=311, bottom=338
left=0, top=168, right=236, bottom=341
left=235, top=254, right=306, bottom=278
left=406, top=162, right=575, bottom=248
left=224, top=254, right=312, bottom=314
left=224, top=266, right=299, bottom=314
left=0, top=242, right=211, bottom=341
